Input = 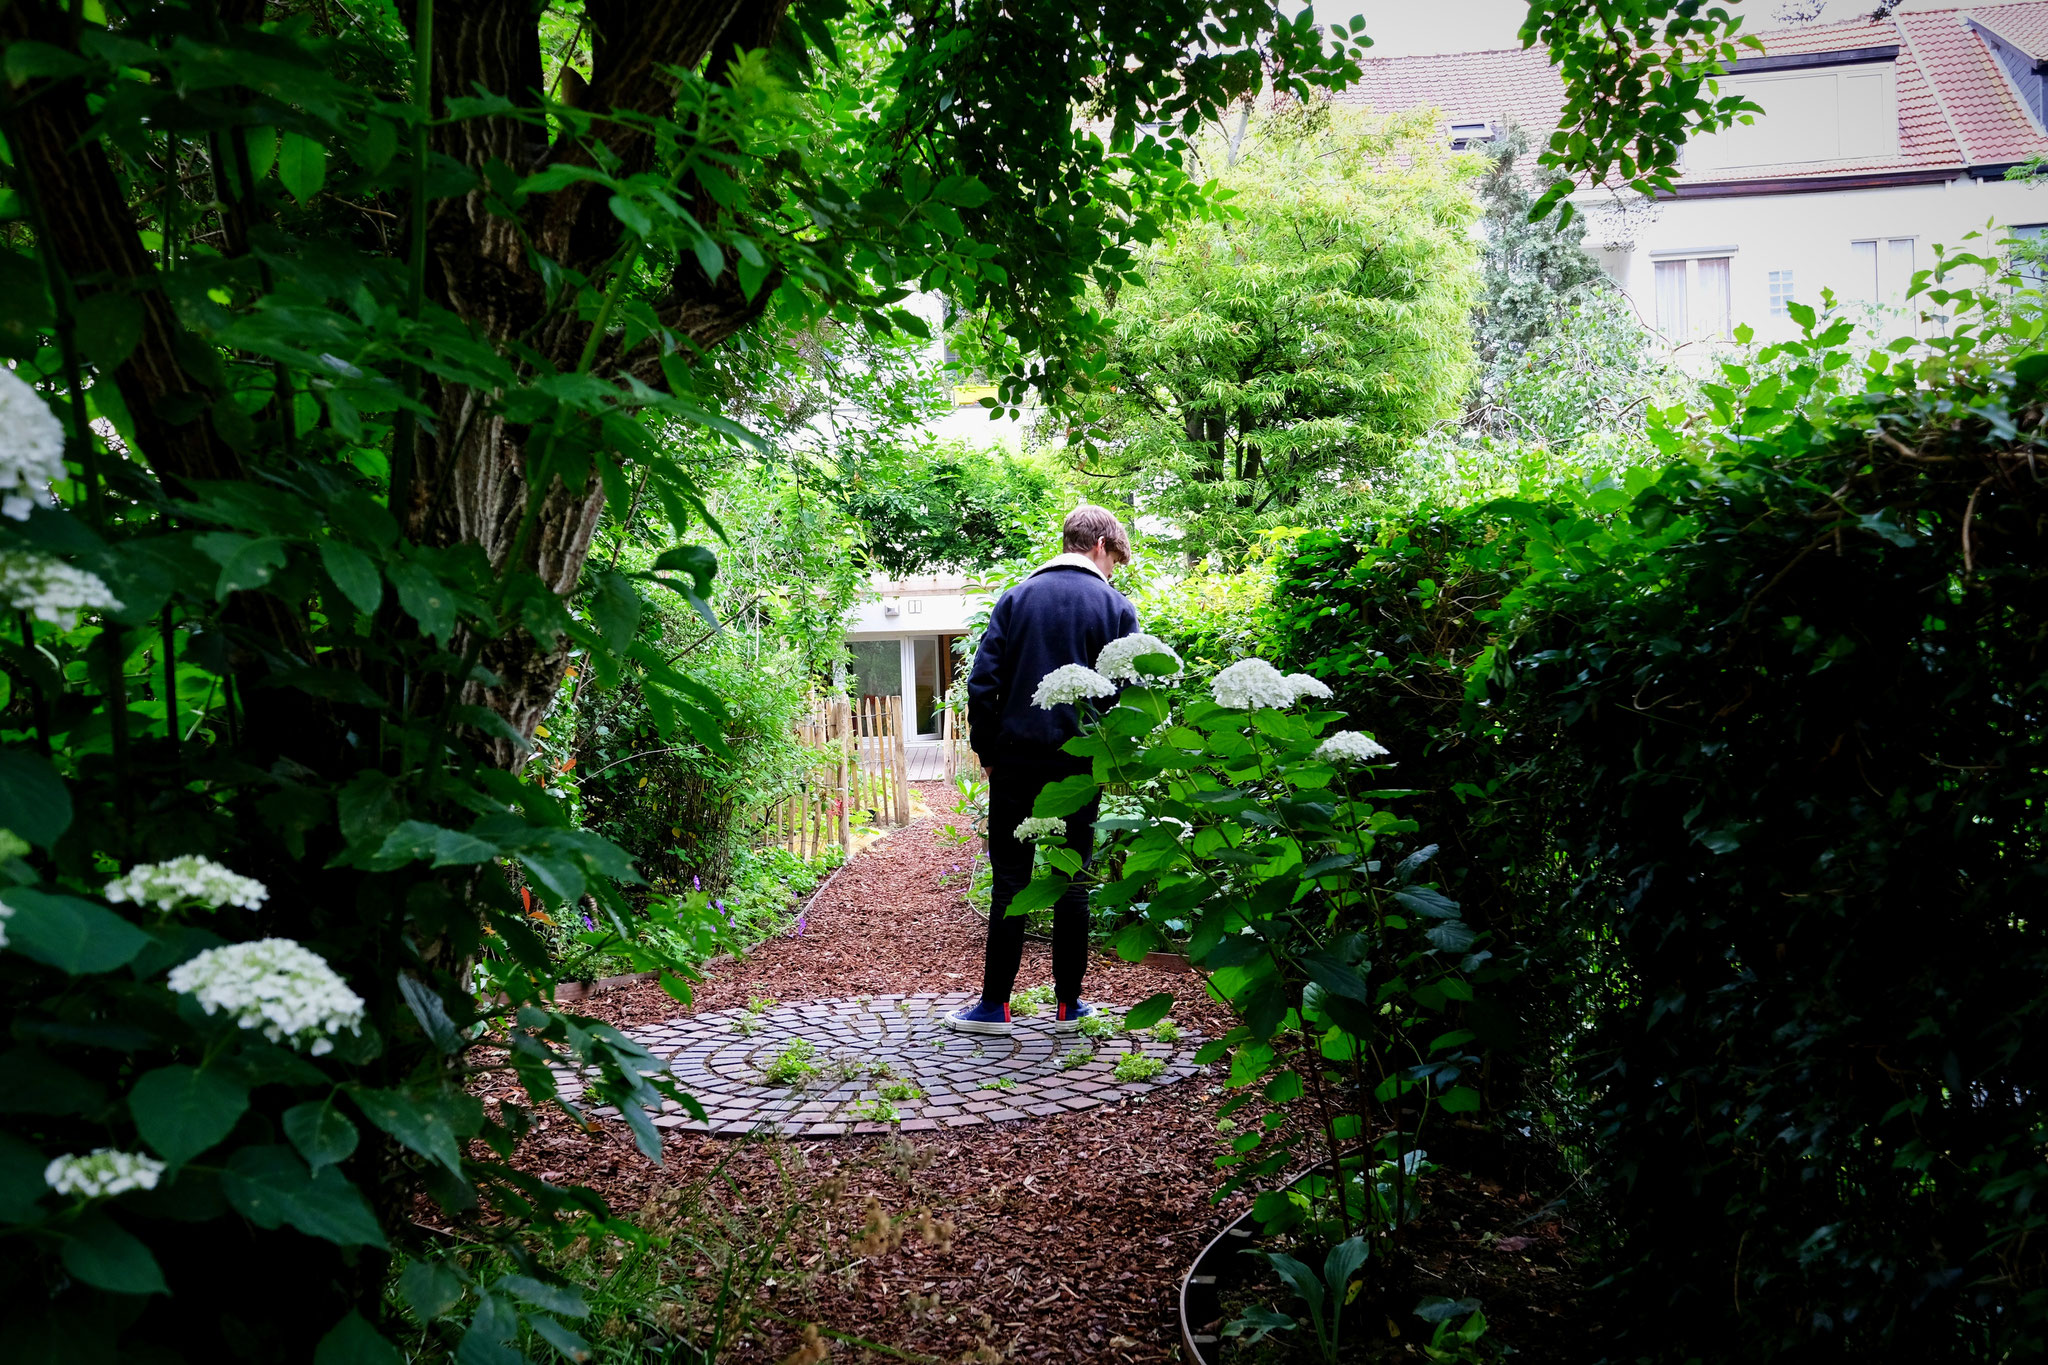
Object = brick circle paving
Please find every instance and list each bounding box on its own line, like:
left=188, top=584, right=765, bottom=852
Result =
left=562, top=991, right=1204, bottom=1137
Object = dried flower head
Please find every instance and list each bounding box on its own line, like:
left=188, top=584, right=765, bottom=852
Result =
left=1030, top=663, right=1116, bottom=710
left=45, top=1148, right=166, bottom=1198
left=0, top=548, right=122, bottom=627
left=1013, top=816, right=1067, bottom=842
left=165, top=937, right=365, bottom=1055
left=104, top=855, right=269, bottom=912
left=1314, top=731, right=1392, bottom=764
left=0, top=367, right=65, bottom=521
left=1094, top=632, right=1183, bottom=686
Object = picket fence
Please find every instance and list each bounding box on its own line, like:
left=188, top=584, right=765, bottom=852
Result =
left=765, top=695, right=911, bottom=859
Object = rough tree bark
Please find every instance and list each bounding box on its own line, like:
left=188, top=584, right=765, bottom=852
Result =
left=4, top=0, right=788, bottom=767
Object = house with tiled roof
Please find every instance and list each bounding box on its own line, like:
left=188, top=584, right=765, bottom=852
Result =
left=1335, top=1, right=2048, bottom=347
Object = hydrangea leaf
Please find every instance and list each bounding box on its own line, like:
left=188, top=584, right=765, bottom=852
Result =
left=0, top=889, right=150, bottom=974
left=60, top=1210, right=168, bottom=1296
left=130, top=1065, right=251, bottom=1167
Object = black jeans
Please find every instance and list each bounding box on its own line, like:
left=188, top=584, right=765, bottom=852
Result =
left=981, top=763, right=1100, bottom=1007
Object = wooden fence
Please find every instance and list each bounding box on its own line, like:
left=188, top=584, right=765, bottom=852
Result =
left=764, top=695, right=913, bottom=858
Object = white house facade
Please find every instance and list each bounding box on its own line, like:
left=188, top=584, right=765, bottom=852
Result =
left=840, top=573, right=991, bottom=741
left=1339, top=1, right=2048, bottom=350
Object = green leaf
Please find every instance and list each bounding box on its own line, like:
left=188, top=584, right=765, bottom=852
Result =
left=284, top=1096, right=360, bottom=1171
left=0, top=750, right=72, bottom=847
left=130, top=1065, right=251, bottom=1166
left=351, top=1087, right=465, bottom=1176
left=1002, top=875, right=1067, bottom=918
left=195, top=532, right=289, bottom=599
left=1393, top=885, right=1461, bottom=920
left=1437, top=1085, right=1482, bottom=1114
left=401, top=1258, right=468, bottom=1321
left=496, top=1273, right=588, bottom=1317
left=221, top=1145, right=386, bottom=1247
left=0, top=1131, right=50, bottom=1222
left=61, top=1211, right=168, bottom=1295
left=389, top=561, right=456, bottom=646
left=319, top=541, right=383, bottom=613
left=589, top=570, right=642, bottom=656
left=315, top=1312, right=404, bottom=1365
left=1031, top=775, right=1099, bottom=819
left=398, top=975, right=465, bottom=1054
left=1124, top=992, right=1174, bottom=1030
left=0, top=889, right=150, bottom=974
left=277, top=131, right=328, bottom=204
left=74, top=292, right=143, bottom=369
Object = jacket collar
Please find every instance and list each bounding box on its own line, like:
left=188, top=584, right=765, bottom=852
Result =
left=1032, top=552, right=1108, bottom=582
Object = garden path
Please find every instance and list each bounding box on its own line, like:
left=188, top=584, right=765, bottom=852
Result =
left=513, top=783, right=1253, bottom=1363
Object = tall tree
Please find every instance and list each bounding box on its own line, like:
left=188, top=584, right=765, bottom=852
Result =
left=1059, top=105, right=1479, bottom=557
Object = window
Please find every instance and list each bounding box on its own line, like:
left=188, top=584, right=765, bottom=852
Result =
left=2009, top=224, right=2048, bottom=291
left=1653, top=254, right=1734, bottom=341
left=1768, top=269, right=1796, bottom=318
left=1687, top=64, right=1898, bottom=171
left=848, top=639, right=901, bottom=700
left=1448, top=120, right=1495, bottom=150
left=1850, top=236, right=1917, bottom=305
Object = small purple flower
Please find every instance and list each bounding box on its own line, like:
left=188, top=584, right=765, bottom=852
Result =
left=580, top=912, right=595, bottom=930
left=787, top=913, right=807, bottom=937
left=692, top=875, right=701, bottom=891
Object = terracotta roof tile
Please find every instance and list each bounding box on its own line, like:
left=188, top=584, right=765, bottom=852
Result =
left=1329, top=4, right=2048, bottom=186
left=1968, top=3, right=2048, bottom=58
left=1907, top=7, right=2047, bottom=162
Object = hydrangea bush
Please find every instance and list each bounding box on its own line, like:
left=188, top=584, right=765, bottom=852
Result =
left=1004, top=635, right=1493, bottom=1291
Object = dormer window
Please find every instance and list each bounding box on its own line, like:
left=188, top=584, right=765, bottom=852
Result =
left=1449, top=120, right=1495, bottom=151
left=1686, top=48, right=1900, bottom=172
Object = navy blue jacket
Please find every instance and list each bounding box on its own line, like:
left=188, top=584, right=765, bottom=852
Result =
left=968, top=560, right=1139, bottom=773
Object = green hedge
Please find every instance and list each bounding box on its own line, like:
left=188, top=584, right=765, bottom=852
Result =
left=1272, top=277, right=2048, bottom=1358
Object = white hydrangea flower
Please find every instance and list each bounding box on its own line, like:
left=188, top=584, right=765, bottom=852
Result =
left=0, top=367, right=65, bottom=521
left=1014, top=816, right=1068, bottom=842
left=0, top=898, right=12, bottom=950
left=1286, top=673, right=1334, bottom=701
left=1032, top=663, right=1117, bottom=709
left=0, top=548, right=122, bottom=627
left=104, top=855, right=269, bottom=913
left=1095, top=632, right=1184, bottom=686
left=1210, top=658, right=1299, bottom=710
left=166, top=938, right=365, bottom=1056
left=1314, top=731, right=1392, bottom=764
left=45, top=1148, right=166, bottom=1198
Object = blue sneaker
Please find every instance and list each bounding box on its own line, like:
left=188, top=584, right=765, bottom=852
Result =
left=941, top=998, right=1014, bottom=1035
left=1048, top=1000, right=1100, bottom=1034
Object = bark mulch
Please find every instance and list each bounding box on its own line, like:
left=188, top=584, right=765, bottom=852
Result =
left=481, top=782, right=1588, bottom=1364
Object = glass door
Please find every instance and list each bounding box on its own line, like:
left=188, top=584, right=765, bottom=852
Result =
left=912, top=636, right=940, bottom=736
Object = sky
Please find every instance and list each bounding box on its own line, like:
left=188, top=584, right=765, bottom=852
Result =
left=1309, top=0, right=2044, bottom=59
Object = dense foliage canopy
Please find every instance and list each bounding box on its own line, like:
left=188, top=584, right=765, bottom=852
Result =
left=1057, top=106, right=1478, bottom=557
left=1273, top=261, right=2048, bottom=1359
left=0, top=0, right=1838, bottom=1355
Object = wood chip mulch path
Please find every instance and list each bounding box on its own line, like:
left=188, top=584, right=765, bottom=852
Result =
left=482, top=782, right=1589, bottom=1364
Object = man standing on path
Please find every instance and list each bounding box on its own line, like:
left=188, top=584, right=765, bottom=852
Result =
left=943, top=505, right=1138, bottom=1037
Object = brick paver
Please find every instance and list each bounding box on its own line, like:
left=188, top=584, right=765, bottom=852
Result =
left=560, top=991, right=1201, bottom=1137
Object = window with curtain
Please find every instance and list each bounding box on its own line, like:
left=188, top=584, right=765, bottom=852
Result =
left=1695, top=257, right=1731, bottom=339
left=1655, top=259, right=1690, bottom=339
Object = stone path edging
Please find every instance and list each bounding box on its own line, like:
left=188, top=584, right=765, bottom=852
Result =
left=561, top=991, right=1203, bottom=1137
